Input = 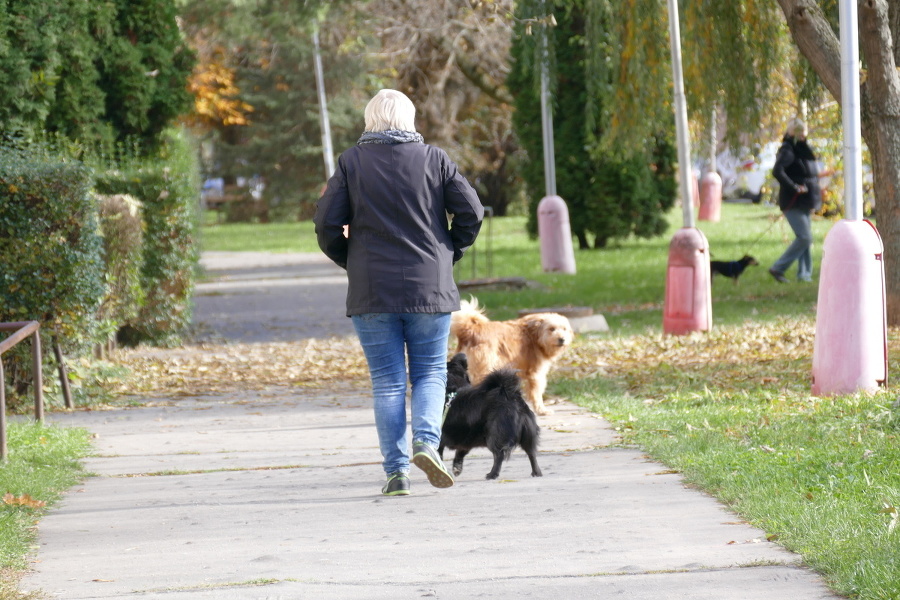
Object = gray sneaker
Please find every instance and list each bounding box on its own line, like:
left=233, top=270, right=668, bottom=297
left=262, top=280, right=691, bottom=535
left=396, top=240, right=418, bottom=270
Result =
left=382, top=472, right=410, bottom=496
left=411, top=442, right=454, bottom=488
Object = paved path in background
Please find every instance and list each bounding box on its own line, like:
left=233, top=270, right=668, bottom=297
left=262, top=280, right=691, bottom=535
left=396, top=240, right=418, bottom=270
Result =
left=191, top=251, right=356, bottom=342
left=20, top=253, right=843, bottom=599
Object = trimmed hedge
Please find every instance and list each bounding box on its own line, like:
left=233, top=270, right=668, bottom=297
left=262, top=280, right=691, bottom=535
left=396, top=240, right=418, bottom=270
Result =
left=92, top=129, right=199, bottom=346
left=0, top=145, right=105, bottom=401
left=0, top=146, right=104, bottom=341
left=97, top=193, right=145, bottom=342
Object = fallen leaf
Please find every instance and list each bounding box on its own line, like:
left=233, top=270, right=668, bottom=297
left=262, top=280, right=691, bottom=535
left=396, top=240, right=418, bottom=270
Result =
left=3, top=493, right=46, bottom=508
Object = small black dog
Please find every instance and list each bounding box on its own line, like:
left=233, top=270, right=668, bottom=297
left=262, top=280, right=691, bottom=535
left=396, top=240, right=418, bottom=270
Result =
left=439, top=353, right=542, bottom=480
left=710, top=254, right=759, bottom=283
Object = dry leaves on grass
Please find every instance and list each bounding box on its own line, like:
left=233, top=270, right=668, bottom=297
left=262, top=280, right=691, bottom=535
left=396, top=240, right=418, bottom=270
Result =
left=115, top=336, right=369, bottom=397
left=556, top=318, right=818, bottom=393
left=112, top=318, right=900, bottom=400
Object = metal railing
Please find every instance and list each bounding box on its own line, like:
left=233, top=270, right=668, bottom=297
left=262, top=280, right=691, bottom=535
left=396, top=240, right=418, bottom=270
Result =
left=0, top=321, right=44, bottom=461
left=454, top=206, right=494, bottom=281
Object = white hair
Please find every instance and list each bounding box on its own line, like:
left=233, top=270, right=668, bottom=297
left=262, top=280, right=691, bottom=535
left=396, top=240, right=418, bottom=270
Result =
left=787, top=117, right=807, bottom=138
left=364, top=89, right=417, bottom=132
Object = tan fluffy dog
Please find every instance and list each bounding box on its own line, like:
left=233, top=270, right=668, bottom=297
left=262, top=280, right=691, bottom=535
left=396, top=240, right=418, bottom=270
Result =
left=450, top=298, right=574, bottom=415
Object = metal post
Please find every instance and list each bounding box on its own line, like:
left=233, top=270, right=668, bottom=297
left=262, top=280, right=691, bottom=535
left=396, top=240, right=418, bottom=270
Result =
left=313, top=27, right=335, bottom=179
left=840, top=0, right=863, bottom=221
left=1, top=359, right=6, bottom=461
left=486, top=206, right=494, bottom=278
left=810, top=0, right=887, bottom=395
left=540, top=61, right=557, bottom=197
left=536, top=3, right=575, bottom=274
left=540, top=7, right=556, bottom=198
left=32, top=331, right=43, bottom=422
left=666, top=0, right=694, bottom=228
left=52, top=337, right=73, bottom=410
left=0, top=321, right=43, bottom=423
left=662, top=0, right=712, bottom=334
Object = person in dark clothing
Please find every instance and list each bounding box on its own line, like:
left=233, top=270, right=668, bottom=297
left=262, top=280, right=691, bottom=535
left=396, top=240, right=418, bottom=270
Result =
left=769, top=117, right=822, bottom=283
left=314, top=89, right=484, bottom=496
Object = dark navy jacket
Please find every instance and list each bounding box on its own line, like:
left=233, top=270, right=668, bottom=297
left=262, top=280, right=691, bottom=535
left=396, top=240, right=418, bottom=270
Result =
left=314, top=141, right=484, bottom=316
left=772, top=137, right=821, bottom=212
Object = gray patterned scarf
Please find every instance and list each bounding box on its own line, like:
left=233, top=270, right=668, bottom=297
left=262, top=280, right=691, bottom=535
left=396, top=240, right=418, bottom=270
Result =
left=357, top=129, right=424, bottom=145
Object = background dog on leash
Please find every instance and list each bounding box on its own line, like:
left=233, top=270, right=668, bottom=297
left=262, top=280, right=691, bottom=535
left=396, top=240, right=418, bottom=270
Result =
left=440, top=353, right=542, bottom=480
left=710, top=255, right=759, bottom=283
left=450, top=298, right=573, bottom=415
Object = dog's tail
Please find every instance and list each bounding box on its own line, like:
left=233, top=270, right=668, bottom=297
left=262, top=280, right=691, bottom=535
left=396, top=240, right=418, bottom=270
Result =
left=461, top=296, right=483, bottom=313
left=451, top=296, right=489, bottom=341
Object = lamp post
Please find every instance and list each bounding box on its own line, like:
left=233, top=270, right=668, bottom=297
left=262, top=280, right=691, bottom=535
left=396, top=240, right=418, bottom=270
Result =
left=313, top=27, right=335, bottom=179
left=662, top=0, right=712, bottom=335
left=536, top=3, right=576, bottom=274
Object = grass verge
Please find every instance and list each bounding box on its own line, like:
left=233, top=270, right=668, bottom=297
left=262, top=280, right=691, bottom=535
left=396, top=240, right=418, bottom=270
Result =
left=0, top=422, right=91, bottom=600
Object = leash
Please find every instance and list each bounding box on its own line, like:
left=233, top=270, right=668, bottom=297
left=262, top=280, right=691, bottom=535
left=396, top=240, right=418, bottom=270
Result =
left=441, top=391, right=456, bottom=427
left=740, top=191, right=798, bottom=255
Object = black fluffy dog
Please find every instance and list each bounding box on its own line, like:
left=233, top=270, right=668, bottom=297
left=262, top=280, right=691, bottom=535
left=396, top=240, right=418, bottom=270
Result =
left=439, top=353, right=542, bottom=480
left=710, top=254, right=759, bottom=283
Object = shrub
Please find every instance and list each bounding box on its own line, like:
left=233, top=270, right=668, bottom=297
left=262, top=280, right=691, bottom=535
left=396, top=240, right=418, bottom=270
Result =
left=97, top=194, right=145, bottom=343
left=92, top=128, right=200, bottom=346
left=0, top=144, right=104, bottom=402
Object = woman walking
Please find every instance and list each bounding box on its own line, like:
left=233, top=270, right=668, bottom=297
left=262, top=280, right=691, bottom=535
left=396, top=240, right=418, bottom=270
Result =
left=769, top=117, right=822, bottom=283
left=314, top=89, right=484, bottom=496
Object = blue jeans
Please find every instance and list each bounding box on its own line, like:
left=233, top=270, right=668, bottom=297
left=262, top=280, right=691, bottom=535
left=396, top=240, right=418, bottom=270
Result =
left=351, top=313, right=450, bottom=476
left=772, top=208, right=813, bottom=282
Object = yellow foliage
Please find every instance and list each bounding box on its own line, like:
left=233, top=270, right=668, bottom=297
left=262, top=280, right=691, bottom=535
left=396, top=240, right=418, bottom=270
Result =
left=187, top=55, right=254, bottom=128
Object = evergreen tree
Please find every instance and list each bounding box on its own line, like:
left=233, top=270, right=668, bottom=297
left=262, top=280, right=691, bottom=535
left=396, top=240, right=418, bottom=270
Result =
left=509, top=0, right=675, bottom=249
left=0, top=0, right=194, bottom=150
left=97, top=0, right=195, bottom=149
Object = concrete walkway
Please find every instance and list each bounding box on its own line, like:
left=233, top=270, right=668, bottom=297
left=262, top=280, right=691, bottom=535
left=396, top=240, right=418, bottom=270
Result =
left=21, top=253, right=843, bottom=599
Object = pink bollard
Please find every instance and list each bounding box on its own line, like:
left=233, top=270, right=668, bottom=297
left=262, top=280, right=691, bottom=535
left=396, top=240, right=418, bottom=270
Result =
left=537, top=195, right=576, bottom=274
left=698, top=171, right=722, bottom=222
left=811, top=219, right=887, bottom=395
left=663, top=227, right=712, bottom=335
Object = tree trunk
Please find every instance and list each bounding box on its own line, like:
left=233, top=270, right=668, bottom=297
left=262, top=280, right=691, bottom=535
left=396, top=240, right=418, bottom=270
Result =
left=859, top=0, right=900, bottom=325
left=777, top=0, right=900, bottom=325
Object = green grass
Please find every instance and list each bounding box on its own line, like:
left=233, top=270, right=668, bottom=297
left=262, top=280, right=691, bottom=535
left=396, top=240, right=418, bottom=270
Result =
left=199, top=217, right=317, bottom=253
left=201, top=202, right=826, bottom=332
left=0, top=421, right=91, bottom=599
